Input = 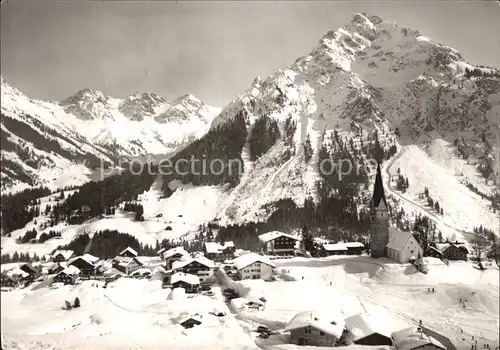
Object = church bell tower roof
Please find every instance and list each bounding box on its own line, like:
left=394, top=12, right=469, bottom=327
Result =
left=370, top=161, right=387, bottom=209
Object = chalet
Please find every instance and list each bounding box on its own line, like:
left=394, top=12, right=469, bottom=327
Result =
left=285, top=309, right=346, bottom=347
left=180, top=315, right=202, bottom=329
left=232, top=253, right=276, bottom=280
left=19, top=263, right=40, bottom=279
left=118, top=247, right=138, bottom=259
left=49, top=262, right=67, bottom=275
left=170, top=272, right=200, bottom=293
left=322, top=243, right=348, bottom=256
left=391, top=326, right=446, bottom=350
left=53, top=266, right=80, bottom=285
left=172, top=256, right=215, bottom=284
left=344, top=313, right=393, bottom=346
left=259, top=231, right=299, bottom=255
left=435, top=242, right=468, bottom=261
left=203, top=241, right=235, bottom=262
left=68, top=254, right=100, bottom=277
left=162, top=247, right=190, bottom=269
left=1, top=273, right=22, bottom=288
left=386, top=229, right=423, bottom=264
left=113, top=256, right=143, bottom=275
left=51, top=250, right=75, bottom=263
left=344, top=242, right=365, bottom=255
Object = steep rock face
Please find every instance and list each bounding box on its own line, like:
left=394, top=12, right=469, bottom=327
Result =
left=118, top=92, right=167, bottom=121
left=201, top=12, right=498, bottom=225
left=0, top=80, right=221, bottom=193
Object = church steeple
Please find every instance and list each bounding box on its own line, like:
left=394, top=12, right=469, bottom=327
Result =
left=370, top=160, right=387, bottom=210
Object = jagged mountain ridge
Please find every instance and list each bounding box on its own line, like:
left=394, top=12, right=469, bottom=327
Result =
left=173, top=12, right=499, bottom=229
left=0, top=78, right=221, bottom=193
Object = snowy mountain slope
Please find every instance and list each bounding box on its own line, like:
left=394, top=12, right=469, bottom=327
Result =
left=1, top=78, right=221, bottom=193
left=201, top=13, right=499, bottom=234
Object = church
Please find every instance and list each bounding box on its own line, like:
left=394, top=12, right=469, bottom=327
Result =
left=369, top=161, right=423, bottom=264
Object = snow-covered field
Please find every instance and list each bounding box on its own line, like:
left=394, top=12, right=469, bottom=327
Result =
left=2, top=256, right=498, bottom=349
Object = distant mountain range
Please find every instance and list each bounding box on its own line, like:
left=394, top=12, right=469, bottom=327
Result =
left=1, top=78, right=221, bottom=193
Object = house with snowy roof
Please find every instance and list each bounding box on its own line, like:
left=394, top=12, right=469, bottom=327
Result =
left=232, top=252, right=276, bottom=280
left=179, top=314, right=202, bottom=329
left=322, top=243, right=349, bottom=256
left=113, top=256, right=143, bottom=275
left=170, top=272, right=200, bottom=293
left=172, top=256, right=215, bottom=284
left=391, top=326, right=446, bottom=350
left=203, top=241, right=235, bottom=262
left=258, top=231, right=299, bottom=255
left=68, top=254, right=101, bottom=277
left=0, top=269, right=28, bottom=288
left=285, top=309, right=346, bottom=347
left=433, top=242, right=468, bottom=261
left=344, top=313, right=393, bottom=346
left=53, top=265, right=81, bottom=285
left=51, top=250, right=75, bottom=263
left=386, top=228, right=423, bottom=264
left=161, top=247, right=191, bottom=269
left=117, top=247, right=138, bottom=258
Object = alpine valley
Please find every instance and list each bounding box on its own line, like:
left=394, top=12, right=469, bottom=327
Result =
left=1, top=13, right=499, bottom=257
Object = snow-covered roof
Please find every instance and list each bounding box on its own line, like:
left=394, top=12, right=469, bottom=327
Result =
left=233, top=252, right=276, bottom=270
left=285, top=309, right=345, bottom=338
left=119, top=247, right=138, bottom=257
left=162, top=247, right=190, bottom=260
left=114, top=256, right=142, bottom=267
left=172, top=256, right=215, bottom=270
left=258, top=231, right=299, bottom=244
left=323, top=243, right=348, bottom=252
left=391, top=327, right=446, bottom=350
left=386, top=228, right=413, bottom=251
left=435, top=243, right=468, bottom=253
left=4, top=268, right=29, bottom=279
left=345, top=313, right=392, bottom=341
left=343, top=242, right=365, bottom=248
left=204, top=241, right=235, bottom=254
left=58, top=265, right=80, bottom=277
left=171, top=272, right=200, bottom=285
left=51, top=250, right=74, bottom=260
left=180, top=314, right=202, bottom=325
left=153, top=265, right=167, bottom=274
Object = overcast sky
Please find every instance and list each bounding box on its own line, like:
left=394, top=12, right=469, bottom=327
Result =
left=1, top=1, right=499, bottom=107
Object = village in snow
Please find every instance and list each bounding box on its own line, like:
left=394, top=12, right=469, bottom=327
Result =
left=1, top=164, right=498, bottom=350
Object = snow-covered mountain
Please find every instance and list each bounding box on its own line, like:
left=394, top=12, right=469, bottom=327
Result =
left=0, top=78, right=221, bottom=193
left=167, top=12, right=499, bottom=233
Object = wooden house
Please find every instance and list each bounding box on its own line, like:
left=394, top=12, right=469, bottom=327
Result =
left=285, top=309, right=346, bottom=347
left=68, top=254, right=100, bottom=277
left=232, top=253, right=276, bottom=280
left=344, top=313, right=393, bottom=346
left=170, top=272, right=200, bottom=293
left=322, top=243, right=348, bottom=256
left=1, top=273, right=22, bottom=288
left=172, top=256, right=215, bottom=284
left=118, top=247, right=138, bottom=259
left=435, top=242, right=468, bottom=261
left=391, top=327, right=446, bottom=350
left=161, top=247, right=190, bottom=269
left=53, top=266, right=80, bottom=285
left=49, top=263, right=67, bottom=275
left=180, top=315, right=202, bottom=329
left=113, top=256, right=143, bottom=275
left=203, top=241, right=235, bottom=262
left=344, top=242, right=365, bottom=255
left=19, top=263, right=40, bottom=279
left=258, top=231, right=299, bottom=255
left=51, top=250, right=75, bottom=263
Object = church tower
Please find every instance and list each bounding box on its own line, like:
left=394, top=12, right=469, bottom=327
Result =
left=369, top=161, right=390, bottom=258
